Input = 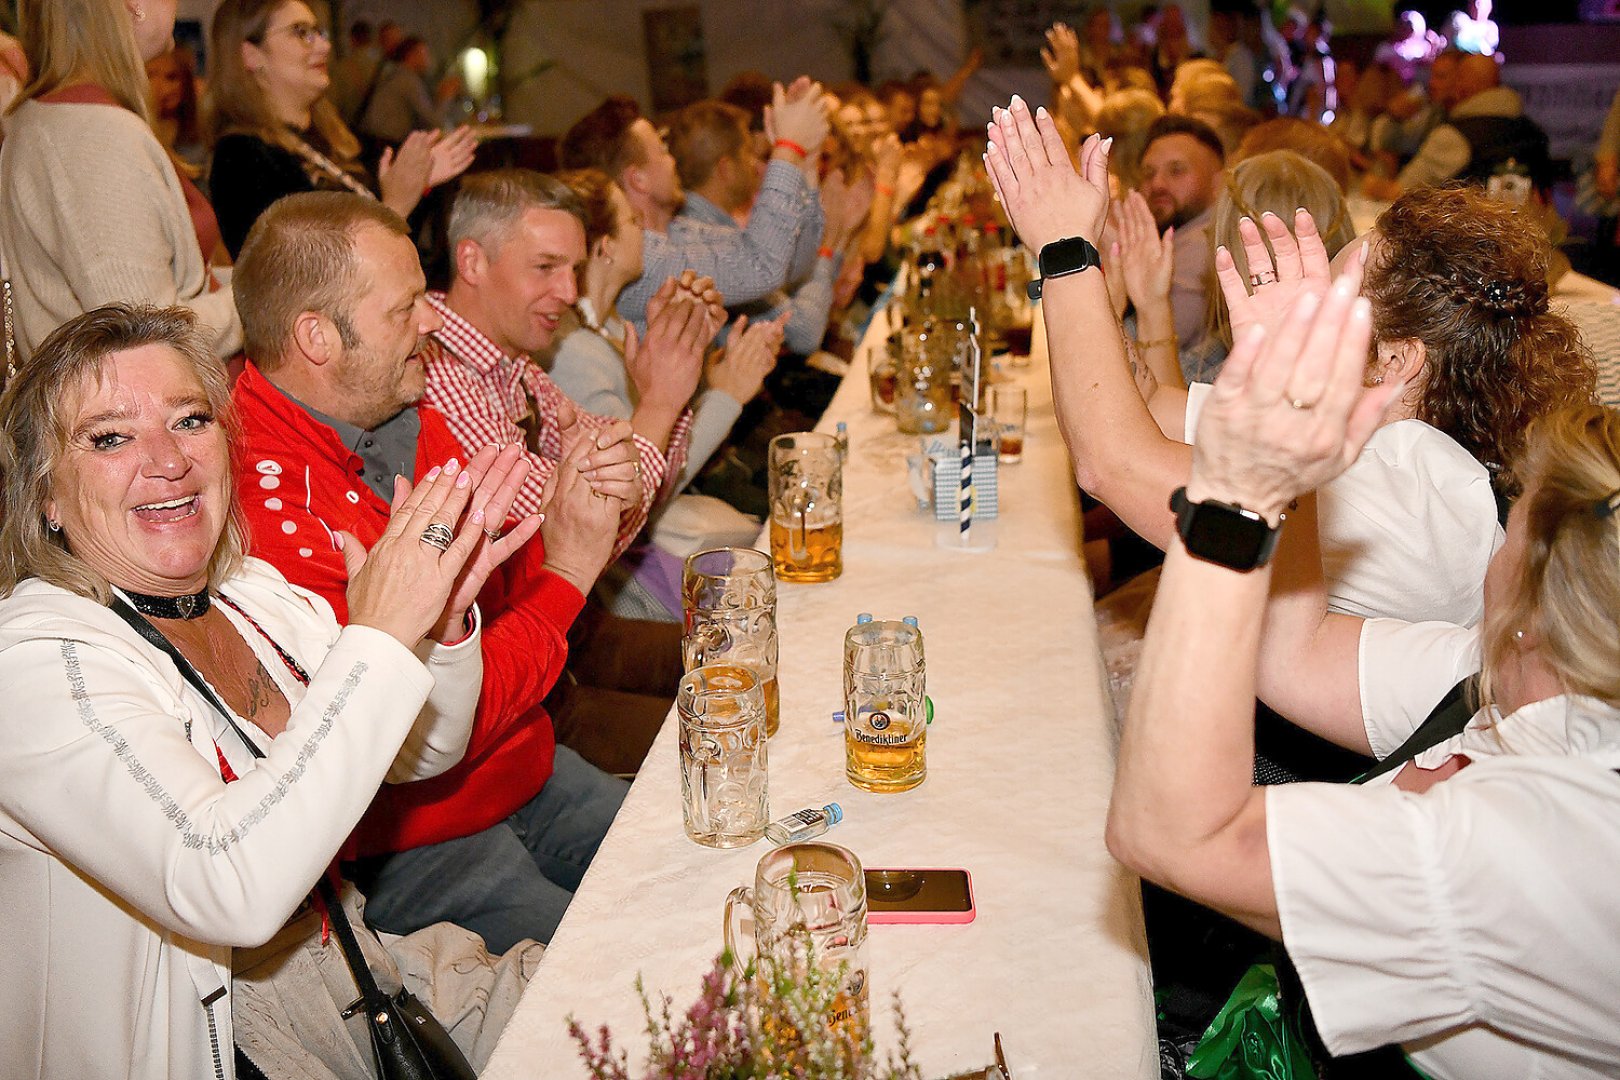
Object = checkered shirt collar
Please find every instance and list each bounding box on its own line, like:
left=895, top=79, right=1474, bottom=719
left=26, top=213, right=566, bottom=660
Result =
left=427, top=292, right=519, bottom=381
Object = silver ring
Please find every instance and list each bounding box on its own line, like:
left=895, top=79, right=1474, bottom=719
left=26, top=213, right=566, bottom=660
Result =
left=1249, top=270, right=1277, bottom=287
left=483, top=527, right=503, bottom=543
left=420, top=522, right=455, bottom=552
left=1288, top=397, right=1317, bottom=411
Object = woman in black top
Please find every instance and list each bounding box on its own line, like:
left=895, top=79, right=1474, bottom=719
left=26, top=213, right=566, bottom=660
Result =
left=206, top=0, right=474, bottom=258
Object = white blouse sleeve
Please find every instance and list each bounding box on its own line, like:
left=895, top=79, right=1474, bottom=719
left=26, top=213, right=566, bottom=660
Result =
left=391, top=605, right=483, bottom=783
left=0, top=624, right=432, bottom=948
left=1356, top=618, right=1482, bottom=759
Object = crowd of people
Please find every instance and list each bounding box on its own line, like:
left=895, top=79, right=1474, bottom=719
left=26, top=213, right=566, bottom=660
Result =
left=0, top=0, right=1613, bottom=1078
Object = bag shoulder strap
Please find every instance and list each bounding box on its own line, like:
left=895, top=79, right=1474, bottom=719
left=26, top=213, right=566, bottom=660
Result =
left=108, top=597, right=392, bottom=1013
left=1355, top=675, right=1477, bottom=785
left=315, top=875, right=389, bottom=1009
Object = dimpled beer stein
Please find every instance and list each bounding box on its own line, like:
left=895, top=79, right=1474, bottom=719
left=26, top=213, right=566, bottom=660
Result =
left=844, top=617, right=927, bottom=793
left=768, top=432, right=843, bottom=583
left=723, top=841, right=871, bottom=1040
left=678, top=665, right=769, bottom=848
left=683, top=547, right=781, bottom=737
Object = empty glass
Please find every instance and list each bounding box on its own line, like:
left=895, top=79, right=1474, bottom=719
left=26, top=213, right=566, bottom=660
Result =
left=723, top=841, right=871, bottom=1039
left=895, top=325, right=952, bottom=435
left=678, top=665, right=768, bottom=847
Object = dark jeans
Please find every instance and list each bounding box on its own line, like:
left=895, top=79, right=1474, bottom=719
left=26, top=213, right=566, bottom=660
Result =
left=349, top=746, right=628, bottom=953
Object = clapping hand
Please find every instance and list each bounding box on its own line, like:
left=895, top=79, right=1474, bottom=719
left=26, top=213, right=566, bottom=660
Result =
left=341, top=443, right=539, bottom=647
left=425, top=443, right=543, bottom=643
left=427, top=126, right=478, bottom=188
left=1191, top=244, right=1393, bottom=525
left=766, top=76, right=830, bottom=177
left=984, top=95, right=1110, bottom=255
left=556, top=397, right=644, bottom=509
left=537, top=420, right=621, bottom=596
left=1116, top=190, right=1174, bottom=313
left=632, top=272, right=723, bottom=414
left=1041, top=22, right=1082, bottom=86
left=1213, top=209, right=1333, bottom=344
left=706, top=311, right=787, bottom=404
left=376, top=130, right=437, bottom=216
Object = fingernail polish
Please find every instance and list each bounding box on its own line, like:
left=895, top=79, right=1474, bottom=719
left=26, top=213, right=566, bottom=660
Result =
left=471, top=508, right=485, bottom=524
left=456, top=471, right=471, bottom=487
left=425, top=466, right=442, bottom=481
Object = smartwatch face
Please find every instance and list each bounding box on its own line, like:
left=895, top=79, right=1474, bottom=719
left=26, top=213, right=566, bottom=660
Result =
left=1182, top=507, right=1272, bottom=571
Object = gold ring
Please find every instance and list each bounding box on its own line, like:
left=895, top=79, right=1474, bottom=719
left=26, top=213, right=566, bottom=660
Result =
left=483, top=527, right=502, bottom=542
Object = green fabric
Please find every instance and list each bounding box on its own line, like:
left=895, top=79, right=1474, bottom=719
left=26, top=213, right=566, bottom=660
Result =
left=1185, top=964, right=1317, bottom=1080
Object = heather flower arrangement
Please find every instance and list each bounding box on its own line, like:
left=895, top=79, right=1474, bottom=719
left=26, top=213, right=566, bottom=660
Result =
left=569, top=952, right=925, bottom=1079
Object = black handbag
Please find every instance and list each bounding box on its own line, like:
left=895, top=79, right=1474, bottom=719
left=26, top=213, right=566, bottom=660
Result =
left=110, top=597, right=478, bottom=1080
left=317, top=875, right=478, bottom=1080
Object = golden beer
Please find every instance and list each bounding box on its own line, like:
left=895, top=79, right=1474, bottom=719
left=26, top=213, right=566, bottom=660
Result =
left=761, top=674, right=780, bottom=737
left=843, top=617, right=927, bottom=793
left=845, top=701, right=927, bottom=793
left=769, top=519, right=843, bottom=583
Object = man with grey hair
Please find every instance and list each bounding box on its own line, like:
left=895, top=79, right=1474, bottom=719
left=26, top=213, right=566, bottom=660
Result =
left=421, top=168, right=720, bottom=775
left=230, top=190, right=632, bottom=951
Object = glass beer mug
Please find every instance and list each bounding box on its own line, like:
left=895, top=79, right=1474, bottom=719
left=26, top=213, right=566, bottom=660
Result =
left=723, top=841, right=871, bottom=1039
left=844, top=618, right=927, bottom=793
left=768, top=432, right=843, bottom=583
left=678, top=664, right=769, bottom=848
left=683, top=547, right=780, bottom=737
left=895, top=324, right=951, bottom=435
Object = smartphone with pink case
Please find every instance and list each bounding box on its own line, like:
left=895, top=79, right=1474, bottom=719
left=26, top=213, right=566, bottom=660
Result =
left=864, top=868, right=976, bottom=924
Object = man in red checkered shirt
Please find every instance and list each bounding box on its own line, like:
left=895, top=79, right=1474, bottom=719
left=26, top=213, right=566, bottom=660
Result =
left=229, top=191, right=633, bottom=951
left=421, top=170, right=720, bottom=774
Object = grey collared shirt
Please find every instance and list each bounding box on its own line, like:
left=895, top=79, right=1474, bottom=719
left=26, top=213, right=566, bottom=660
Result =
left=294, top=396, right=421, bottom=503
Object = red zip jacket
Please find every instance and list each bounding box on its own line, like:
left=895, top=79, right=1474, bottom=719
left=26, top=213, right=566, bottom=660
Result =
left=231, top=362, right=584, bottom=856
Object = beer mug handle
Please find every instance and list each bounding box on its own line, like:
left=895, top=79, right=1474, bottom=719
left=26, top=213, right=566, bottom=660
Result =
left=683, top=622, right=727, bottom=669
left=722, top=885, right=756, bottom=976
left=788, top=491, right=811, bottom=562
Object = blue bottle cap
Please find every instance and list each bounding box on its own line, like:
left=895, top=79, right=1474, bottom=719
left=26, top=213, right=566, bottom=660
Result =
left=902, top=615, right=919, bottom=628
left=856, top=612, right=873, bottom=624
left=832, top=710, right=846, bottom=723
left=824, top=803, right=844, bottom=825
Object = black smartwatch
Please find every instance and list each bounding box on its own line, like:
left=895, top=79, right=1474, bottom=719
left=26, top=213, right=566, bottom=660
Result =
left=1169, top=486, right=1281, bottom=572
left=1027, top=236, right=1101, bottom=300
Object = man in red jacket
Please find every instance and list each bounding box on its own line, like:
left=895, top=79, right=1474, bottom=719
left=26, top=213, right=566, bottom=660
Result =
left=228, top=191, right=632, bottom=951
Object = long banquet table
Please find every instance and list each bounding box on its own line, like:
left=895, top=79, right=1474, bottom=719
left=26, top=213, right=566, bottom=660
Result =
left=481, top=313, right=1158, bottom=1078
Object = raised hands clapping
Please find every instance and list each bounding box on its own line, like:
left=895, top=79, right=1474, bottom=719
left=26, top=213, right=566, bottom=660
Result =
left=1213, top=210, right=1334, bottom=344
left=1191, top=244, right=1393, bottom=524
left=984, top=95, right=1110, bottom=255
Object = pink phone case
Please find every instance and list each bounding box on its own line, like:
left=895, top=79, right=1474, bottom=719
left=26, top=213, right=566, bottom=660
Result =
left=866, top=868, right=976, bottom=924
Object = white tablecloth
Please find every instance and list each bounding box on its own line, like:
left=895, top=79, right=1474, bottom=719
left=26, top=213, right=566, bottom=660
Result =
left=480, top=314, right=1157, bottom=1079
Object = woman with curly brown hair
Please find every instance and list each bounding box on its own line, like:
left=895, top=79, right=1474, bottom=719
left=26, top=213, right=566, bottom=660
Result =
left=1359, top=186, right=1594, bottom=503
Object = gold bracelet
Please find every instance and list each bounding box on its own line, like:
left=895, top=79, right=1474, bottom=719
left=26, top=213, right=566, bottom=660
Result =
left=1135, top=335, right=1180, bottom=351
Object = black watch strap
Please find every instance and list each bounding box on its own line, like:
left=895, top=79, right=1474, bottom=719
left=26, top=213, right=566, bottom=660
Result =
left=1027, top=235, right=1101, bottom=300
left=1169, top=486, right=1281, bottom=572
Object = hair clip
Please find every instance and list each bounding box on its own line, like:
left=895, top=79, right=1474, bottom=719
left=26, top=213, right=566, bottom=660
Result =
left=1594, top=490, right=1620, bottom=519
left=1480, top=279, right=1510, bottom=307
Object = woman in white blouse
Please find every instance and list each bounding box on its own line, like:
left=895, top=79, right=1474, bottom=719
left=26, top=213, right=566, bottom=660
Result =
left=0, top=304, right=540, bottom=1079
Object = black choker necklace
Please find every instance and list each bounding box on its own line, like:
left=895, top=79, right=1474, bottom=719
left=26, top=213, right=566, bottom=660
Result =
left=122, top=588, right=212, bottom=620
